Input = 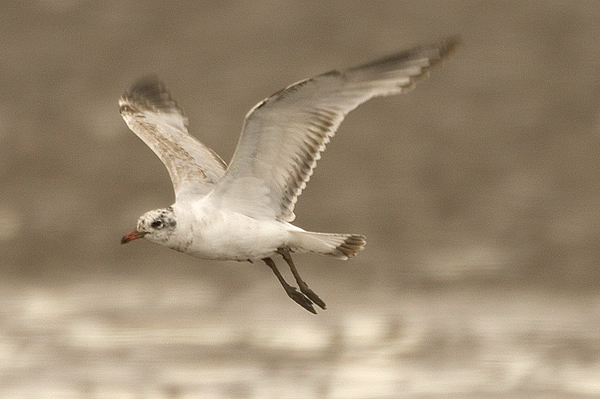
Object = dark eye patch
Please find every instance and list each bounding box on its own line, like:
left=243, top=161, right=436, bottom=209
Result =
left=151, top=220, right=163, bottom=229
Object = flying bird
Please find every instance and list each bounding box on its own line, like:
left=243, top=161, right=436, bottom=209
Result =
left=120, top=37, right=459, bottom=313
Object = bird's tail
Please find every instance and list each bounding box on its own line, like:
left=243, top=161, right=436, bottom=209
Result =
left=289, top=231, right=366, bottom=260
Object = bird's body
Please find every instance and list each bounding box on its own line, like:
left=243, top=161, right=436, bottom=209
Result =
left=157, top=200, right=297, bottom=261
left=131, top=198, right=364, bottom=261
left=120, top=37, right=458, bottom=312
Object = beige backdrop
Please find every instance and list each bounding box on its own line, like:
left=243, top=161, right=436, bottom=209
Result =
left=1, top=1, right=599, bottom=398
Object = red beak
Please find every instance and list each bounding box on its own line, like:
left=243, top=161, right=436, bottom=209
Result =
left=121, top=230, right=146, bottom=244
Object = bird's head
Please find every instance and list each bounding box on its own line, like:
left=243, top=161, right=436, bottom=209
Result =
left=121, top=207, right=178, bottom=245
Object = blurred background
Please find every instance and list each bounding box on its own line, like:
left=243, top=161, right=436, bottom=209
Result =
left=1, top=1, right=600, bottom=398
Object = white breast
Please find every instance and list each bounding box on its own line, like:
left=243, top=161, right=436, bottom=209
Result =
left=172, top=199, right=294, bottom=261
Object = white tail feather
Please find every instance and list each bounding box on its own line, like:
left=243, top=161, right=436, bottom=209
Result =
left=289, top=231, right=366, bottom=259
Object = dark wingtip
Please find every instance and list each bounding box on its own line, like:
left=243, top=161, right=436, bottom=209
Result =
left=347, top=35, right=461, bottom=74
left=439, top=35, right=462, bottom=58
left=120, top=75, right=181, bottom=113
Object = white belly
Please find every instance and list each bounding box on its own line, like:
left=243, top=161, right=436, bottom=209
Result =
left=175, top=206, right=294, bottom=261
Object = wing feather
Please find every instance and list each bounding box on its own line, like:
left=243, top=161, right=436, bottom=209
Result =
left=119, top=76, right=227, bottom=200
left=212, top=37, right=459, bottom=221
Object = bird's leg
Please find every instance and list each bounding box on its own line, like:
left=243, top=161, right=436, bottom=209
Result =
left=277, top=247, right=326, bottom=310
left=262, top=257, right=316, bottom=314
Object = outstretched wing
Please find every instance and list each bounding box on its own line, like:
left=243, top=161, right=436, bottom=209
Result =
left=119, top=76, right=227, bottom=200
left=212, top=37, right=459, bottom=221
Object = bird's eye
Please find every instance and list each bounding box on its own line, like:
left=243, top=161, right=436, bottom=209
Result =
left=151, top=220, right=163, bottom=229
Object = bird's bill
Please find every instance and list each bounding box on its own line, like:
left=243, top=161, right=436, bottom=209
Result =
left=121, top=230, right=146, bottom=244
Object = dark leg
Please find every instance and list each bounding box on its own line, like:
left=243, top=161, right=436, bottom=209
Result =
left=262, top=257, right=316, bottom=314
left=277, top=247, right=327, bottom=310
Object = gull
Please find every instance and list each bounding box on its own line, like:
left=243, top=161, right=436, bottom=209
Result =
left=120, top=37, right=459, bottom=313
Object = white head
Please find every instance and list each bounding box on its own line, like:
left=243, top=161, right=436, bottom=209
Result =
left=121, top=207, right=178, bottom=245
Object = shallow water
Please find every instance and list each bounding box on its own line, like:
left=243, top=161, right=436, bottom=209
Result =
left=1, top=277, right=599, bottom=398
